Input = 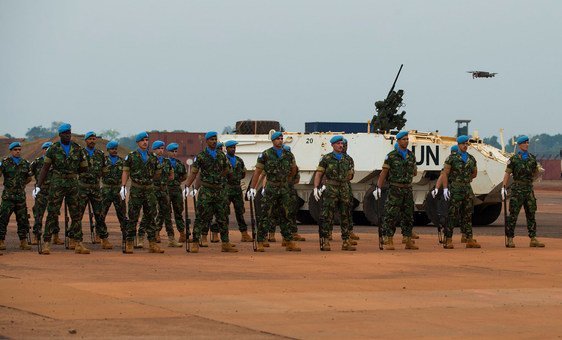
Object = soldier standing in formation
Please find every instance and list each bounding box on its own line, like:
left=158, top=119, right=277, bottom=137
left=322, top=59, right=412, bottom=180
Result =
left=166, top=143, right=188, bottom=244
left=342, top=139, right=360, bottom=243
left=0, top=142, right=32, bottom=251
left=374, top=131, right=418, bottom=250
left=101, top=140, right=128, bottom=244
left=502, top=135, right=545, bottom=248
left=313, top=135, right=356, bottom=251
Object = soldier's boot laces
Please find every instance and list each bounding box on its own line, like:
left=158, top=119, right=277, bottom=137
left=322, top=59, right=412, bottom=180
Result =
left=461, top=233, right=468, bottom=243
left=411, top=230, right=420, bottom=239
left=155, top=233, right=161, bottom=243
left=256, top=242, right=265, bottom=252
left=221, top=242, right=238, bottom=253
left=101, top=238, right=113, bottom=249
left=320, top=238, right=331, bottom=251
left=293, top=233, right=306, bottom=241
left=52, top=233, right=64, bottom=245
left=285, top=241, right=301, bottom=252
left=211, top=232, right=220, bottom=243
left=41, top=241, right=51, bottom=255
left=178, top=231, right=187, bottom=243
left=20, top=239, right=32, bottom=250
left=404, top=237, right=419, bottom=250
left=75, top=242, right=91, bottom=254
left=383, top=236, right=395, bottom=250
left=167, top=236, right=182, bottom=248
left=134, top=235, right=145, bottom=249
left=189, top=241, right=199, bottom=253
left=149, top=241, right=165, bottom=253
left=268, top=232, right=277, bottom=243
left=444, top=237, right=454, bottom=249
left=68, top=238, right=76, bottom=250
left=341, top=239, right=356, bottom=251
left=0, top=240, right=5, bottom=250
left=240, top=231, right=253, bottom=242
left=529, top=237, right=545, bottom=248
left=31, top=235, right=39, bottom=245
left=466, top=238, right=481, bottom=249
left=506, top=237, right=515, bottom=248
left=350, top=232, right=360, bottom=240
left=124, top=240, right=134, bottom=254
left=199, top=235, right=209, bottom=247
left=93, top=234, right=101, bottom=244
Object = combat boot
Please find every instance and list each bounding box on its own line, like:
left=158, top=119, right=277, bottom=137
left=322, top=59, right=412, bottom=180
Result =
left=443, top=237, right=454, bottom=249
left=466, top=238, right=481, bottom=248
left=41, top=241, right=51, bottom=255
left=461, top=233, right=468, bottom=243
left=221, top=242, right=239, bottom=253
left=211, top=232, right=220, bottom=243
left=134, top=235, right=145, bottom=249
left=74, top=242, right=91, bottom=254
left=20, top=239, right=32, bottom=250
left=411, top=230, right=420, bottom=239
left=148, top=241, right=165, bottom=253
left=320, top=238, right=331, bottom=251
left=94, top=234, right=101, bottom=244
left=383, top=236, right=395, bottom=250
left=167, top=236, right=182, bottom=248
left=262, top=240, right=270, bottom=247
left=68, top=238, right=76, bottom=250
left=401, top=235, right=415, bottom=244
left=0, top=240, right=5, bottom=250
left=101, top=238, right=113, bottom=249
left=31, top=234, right=39, bottom=245
left=124, top=240, right=134, bottom=254
left=240, top=230, right=253, bottom=242
left=178, top=231, right=187, bottom=243
left=529, top=237, right=545, bottom=248
left=349, top=239, right=358, bottom=246
left=155, top=233, right=161, bottom=243
left=341, top=239, right=356, bottom=251
left=281, top=239, right=288, bottom=247
left=52, top=233, right=64, bottom=245
left=293, top=233, right=306, bottom=241
left=404, top=237, right=419, bottom=250
left=285, top=241, right=301, bottom=252
left=506, top=237, right=515, bottom=248
left=189, top=241, right=199, bottom=253
left=350, top=232, right=360, bottom=240
left=256, top=242, right=265, bottom=252
left=199, top=235, right=209, bottom=247
left=268, top=232, right=277, bottom=242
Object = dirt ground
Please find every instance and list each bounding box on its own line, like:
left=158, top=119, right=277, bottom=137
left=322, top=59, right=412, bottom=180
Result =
left=1, top=182, right=561, bottom=339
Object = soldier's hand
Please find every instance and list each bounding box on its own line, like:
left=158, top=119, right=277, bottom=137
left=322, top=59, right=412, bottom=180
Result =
left=373, top=187, right=382, bottom=200
left=119, top=186, right=127, bottom=201
left=443, top=188, right=450, bottom=201
left=431, top=188, right=438, bottom=198
left=190, top=188, right=198, bottom=197
left=261, top=187, right=265, bottom=197
left=182, top=187, right=189, bottom=198
left=32, top=187, right=40, bottom=199
left=501, top=186, right=508, bottom=201
left=247, top=188, right=257, bottom=201
left=313, top=187, right=322, bottom=201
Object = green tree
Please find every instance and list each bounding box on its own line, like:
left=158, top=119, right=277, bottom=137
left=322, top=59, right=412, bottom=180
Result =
left=101, top=129, right=120, bottom=140
left=25, top=125, right=53, bottom=141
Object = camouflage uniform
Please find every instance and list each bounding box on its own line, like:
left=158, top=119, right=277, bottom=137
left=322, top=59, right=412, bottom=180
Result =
left=268, top=169, right=299, bottom=234
left=30, top=156, right=60, bottom=236
left=43, top=141, right=88, bottom=242
left=123, top=150, right=161, bottom=242
left=153, top=157, right=174, bottom=237
left=381, top=149, right=417, bottom=237
left=506, top=153, right=539, bottom=238
left=101, top=155, right=128, bottom=238
left=444, top=153, right=477, bottom=238
left=77, top=148, right=109, bottom=239
left=0, top=157, right=32, bottom=241
left=256, top=147, right=296, bottom=242
left=225, top=154, right=247, bottom=232
left=317, top=152, right=354, bottom=240
left=167, top=157, right=187, bottom=235
left=191, top=149, right=231, bottom=243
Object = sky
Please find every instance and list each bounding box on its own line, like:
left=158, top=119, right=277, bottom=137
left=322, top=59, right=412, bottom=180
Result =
left=1, top=0, right=561, bottom=139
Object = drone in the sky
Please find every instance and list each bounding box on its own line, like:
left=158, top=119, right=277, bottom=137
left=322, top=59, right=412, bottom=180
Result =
left=467, top=71, right=498, bottom=79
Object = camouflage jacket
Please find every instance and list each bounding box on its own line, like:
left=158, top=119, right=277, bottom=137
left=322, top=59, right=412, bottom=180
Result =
left=506, top=152, right=539, bottom=184
left=102, top=155, right=124, bottom=186
left=226, top=154, right=246, bottom=186
left=383, top=149, right=417, bottom=184
left=123, top=149, right=160, bottom=186
left=153, top=156, right=173, bottom=187
left=317, top=152, right=354, bottom=182
left=44, top=141, right=88, bottom=176
left=192, top=148, right=230, bottom=186
left=79, top=148, right=105, bottom=185
left=444, top=152, right=477, bottom=186
left=30, top=156, right=52, bottom=187
left=0, top=157, right=32, bottom=199
left=255, top=147, right=295, bottom=183
left=168, top=158, right=187, bottom=187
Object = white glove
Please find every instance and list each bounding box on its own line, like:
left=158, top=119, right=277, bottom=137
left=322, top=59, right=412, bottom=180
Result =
left=182, top=187, right=189, bottom=198
left=443, top=188, right=450, bottom=201
left=313, top=187, right=322, bottom=201
left=261, top=187, right=265, bottom=197
left=247, top=188, right=257, bottom=200
left=373, top=187, right=382, bottom=200
left=119, top=186, right=127, bottom=201
left=190, top=188, right=198, bottom=197
left=319, top=185, right=326, bottom=194
left=431, top=188, right=439, bottom=198
left=32, top=187, right=40, bottom=199
left=501, top=186, right=508, bottom=201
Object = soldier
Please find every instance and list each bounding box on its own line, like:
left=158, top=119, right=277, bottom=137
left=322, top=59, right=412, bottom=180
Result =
left=342, top=139, right=360, bottom=242
left=30, top=142, right=62, bottom=245
left=152, top=140, right=181, bottom=248
left=224, top=140, right=253, bottom=242
left=77, top=131, right=113, bottom=249
left=0, top=142, right=33, bottom=251
left=439, top=135, right=480, bottom=249
left=247, top=131, right=300, bottom=252
left=313, top=135, right=356, bottom=251
left=35, top=123, right=90, bottom=255
left=120, top=131, right=165, bottom=254
left=501, top=135, right=545, bottom=248
left=100, top=140, right=128, bottom=245
left=183, top=131, right=237, bottom=253
left=374, top=131, right=418, bottom=250
left=166, top=143, right=188, bottom=244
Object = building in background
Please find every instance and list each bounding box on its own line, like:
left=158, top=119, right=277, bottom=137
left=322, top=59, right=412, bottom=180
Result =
left=148, top=131, right=206, bottom=164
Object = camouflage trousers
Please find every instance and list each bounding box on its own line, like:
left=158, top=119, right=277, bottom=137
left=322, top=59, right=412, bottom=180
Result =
left=193, top=186, right=229, bottom=242
left=507, top=184, right=537, bottom=238
left=101, top=185, right=128, bottom=239
left=126, top=185, right=158, bottom=242
left=168, top=185, right=186, bottom=234
left=259, top=184, right=294, bottom=242
left=32, top=185, right=60, bottom=236
left=347, top=184, right=354, bottom=232
left=445, top=184, right=474, bottom=238
left=0, top=195, right=30, bottom=240
left=269, top=186, right=299, bottom=234
left=77, top=184, right=109, bottom=239
left=320, top=183, right=352, bottom=240
left=153, top=186, right=174, bottom=237
left=226, top=185, right=247, bottom=232
left=44, top=178, right=83, bottom=242
left=382, top=185, right=414, bottom=237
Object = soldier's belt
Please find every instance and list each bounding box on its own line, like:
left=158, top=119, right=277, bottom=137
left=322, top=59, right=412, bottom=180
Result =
left=53, top=174, right=78, bottom=180
left=450, top=181, right=471, bottom=186
left=266, top=181, right=289, bottom=187
left=513, top=180, right=533, bottom=185
left=80, top=182, right=101, bottom=189
left=201, top=181, right=223, bottom=189
left=102, top=184, right=121, bottom=189
left=389, top=182, right=412, bottom=188
left=326, top=179, right=348, bottom=186
left=226, top=183, right=242, bottom=188
left=130, top=182, right=154, bottom=189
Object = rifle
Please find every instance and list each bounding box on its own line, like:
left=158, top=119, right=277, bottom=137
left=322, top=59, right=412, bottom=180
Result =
left=64, top=198, right=69, bottom=249
left=121, top=198, right=128, bottom=253
left=249, top=195, right=257, bottom=252
left=184, top=184, right=191, bottom=253
left=387, top=64, right=404, bottom=98
left=376, top=187, right=384, bottom=250
left=503, top=193, right=509, bottom=247
left=87, top=201, right=96, bottom=243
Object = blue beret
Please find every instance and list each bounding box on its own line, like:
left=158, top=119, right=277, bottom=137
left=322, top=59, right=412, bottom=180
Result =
left=166, top=143, right=178, bottom=151
left=451, top=145, right=459, bottom=153
left=9, top=142, right=21, bottom=150
left=517, top=135, right=529, bottom=145
left=396, top=131, right=408, bottom=140
left=271, top=131, right=283, bottom=140
left=217, top=142, right=224, bottom=148
left=41, top=142, right=52, bottom=149
left=152, top=140, right=165, bottom=149
left=205, top=131, right=217, bottom=140
left=283, top=145, right=291, bottom=151
left=135, top=131, right=148, bottom=142
left=330, top=135, right=344, bottom=144
left=58, top=123, right=71, bottom=134
left=225, top=140, right=238, bottom=148
left=106, top=140, right=118, bottom=150
left=457, top=135, right=469, bottom=144
left=84, top=131, right=96, bottom=140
